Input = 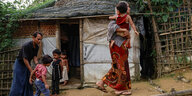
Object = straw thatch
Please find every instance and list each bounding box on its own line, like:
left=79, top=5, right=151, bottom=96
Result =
left=29, top=0, right=139, bottom=19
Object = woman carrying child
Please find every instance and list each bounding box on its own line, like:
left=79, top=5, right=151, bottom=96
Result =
left=96, top=1, right=139, bottom=95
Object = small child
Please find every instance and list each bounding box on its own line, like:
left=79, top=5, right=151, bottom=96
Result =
left=52, top=49, right=63, bottom=96
left=109, top=1, right=139, bottom=48
left=60, top=51, right=69, bottom=86
left=29, top=55, right=53, bottom=96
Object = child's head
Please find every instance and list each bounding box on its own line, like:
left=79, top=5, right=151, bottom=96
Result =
left=61, top=51, right=67, bottom=59
left=116, top=1, right=128, bottom=15
left=52, top=49, right=61, bottom=59
left=42, top=55, right=53, bottom=66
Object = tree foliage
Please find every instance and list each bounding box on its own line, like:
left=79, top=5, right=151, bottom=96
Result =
left=0, top=0, right=54, bottom=51
left=0, top=1, right=22, bottom=51
left=136, top=0, right=183, bottom=22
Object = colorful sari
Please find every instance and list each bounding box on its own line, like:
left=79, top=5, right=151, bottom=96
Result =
left=102, top=41, right=131, bottom=90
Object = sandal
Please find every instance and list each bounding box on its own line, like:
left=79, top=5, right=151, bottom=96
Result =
left=114, top=90, right=124, bottom=95
left=122, top=91, right=132, bottom=95
left=96, top=86, right=108, bottom=93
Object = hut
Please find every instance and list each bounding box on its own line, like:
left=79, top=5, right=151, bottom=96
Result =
left=1, top=0, right=192, bottom=95
left=0, top=0, right=147, bottom=95
left=15, top=0, right=144, bottom=86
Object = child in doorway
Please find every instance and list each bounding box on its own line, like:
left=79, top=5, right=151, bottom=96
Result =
left=109, top=1, right=139, bottom=48
left=52, top=49, right=63, bottom=96
left=60, top=51, right=69, bottom=86
left=29, top=55, right=53, bottom=96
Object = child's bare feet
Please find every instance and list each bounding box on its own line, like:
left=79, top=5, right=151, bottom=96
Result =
left=62, top=80, right=67, bottom=86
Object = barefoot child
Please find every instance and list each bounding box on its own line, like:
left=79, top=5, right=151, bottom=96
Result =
left=52, top=49, right=63, bottom=96
left=109, top=1, right=139, bottom=48
left=29, top=55, right=53, bottom=96
left=60, top=51, right=69, bottom=86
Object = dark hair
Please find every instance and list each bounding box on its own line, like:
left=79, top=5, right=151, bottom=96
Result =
left=52, top=49, right=61, bottom=55
left=32, top=31, right=43, bottom=37
left=116, top=1, right=127, bottom=14
left=42, top=55, right=53, bottom=64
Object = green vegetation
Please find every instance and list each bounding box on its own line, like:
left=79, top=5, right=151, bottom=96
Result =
left=0, top=0, right=54, bottom=51
left=136, top=0, right=183, bottom=22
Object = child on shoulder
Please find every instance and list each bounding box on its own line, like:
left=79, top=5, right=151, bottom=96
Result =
left=60, top=51, right=69, bottom=86
left=52, top=49, right=63, bottom=96
left=29, top=55, right=53, bottom=96
left=109, top=1, right=139, bottom=48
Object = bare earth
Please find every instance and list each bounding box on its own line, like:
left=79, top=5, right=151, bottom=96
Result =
left=58, top=69, right=192, bottom=96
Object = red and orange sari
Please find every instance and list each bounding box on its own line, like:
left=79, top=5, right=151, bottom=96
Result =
left=102, top=41, right=131, bottom=90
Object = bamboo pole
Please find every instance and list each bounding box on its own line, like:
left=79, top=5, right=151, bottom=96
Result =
left=79, top=19, right=84, bottom=86
left=147, top=0, right=162, bottom=77
left=56, top=20, right=61, bottom=49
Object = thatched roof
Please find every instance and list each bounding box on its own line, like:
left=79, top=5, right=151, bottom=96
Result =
left=28, top=0, right=139, bottom=19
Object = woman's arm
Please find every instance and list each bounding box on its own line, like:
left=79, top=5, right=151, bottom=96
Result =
left=127, top=15, right=139, bottom=35
left=116, top=28, right=130, bottom=37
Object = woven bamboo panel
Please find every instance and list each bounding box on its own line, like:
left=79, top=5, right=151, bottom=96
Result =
left=14, top=21, right=38, bottom=37
left=14, top=21, right=56, bottom=38
left=40, top=21, right=56, bottom=36
left=155, top=0, right=192, bottom=77
left=0, top=49, right=20, bottom=96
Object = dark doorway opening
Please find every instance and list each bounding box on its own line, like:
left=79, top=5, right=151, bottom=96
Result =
left=60, top=24, right=81, bottom=89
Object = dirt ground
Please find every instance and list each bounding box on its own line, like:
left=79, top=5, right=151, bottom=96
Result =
left=57, top=68, right=192, bottom=96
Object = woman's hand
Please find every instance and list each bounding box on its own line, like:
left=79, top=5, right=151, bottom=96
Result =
left=135, top=31, right=139, bottom=35
left=123, top=30, right=130, bottom=39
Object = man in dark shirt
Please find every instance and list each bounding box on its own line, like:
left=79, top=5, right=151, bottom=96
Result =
left=9, top=32, right=43, bottom=96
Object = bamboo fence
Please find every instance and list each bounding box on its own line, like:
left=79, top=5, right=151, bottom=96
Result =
left=148, top=0, right=192, bottom=77
left=0, top=49, right=20, bottom=96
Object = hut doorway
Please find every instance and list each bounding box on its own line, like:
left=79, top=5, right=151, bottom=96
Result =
left=60, top=24, right=81, bottom=89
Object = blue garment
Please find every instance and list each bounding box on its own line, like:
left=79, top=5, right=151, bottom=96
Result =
left=9, top=59, right=33, bottom=96
left=34, top=79, right=50, bottom=96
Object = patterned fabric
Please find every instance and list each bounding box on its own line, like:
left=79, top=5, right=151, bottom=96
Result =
left=35, top=64, right=47, bottom=82
left=102, top=41, right=131, bottom=91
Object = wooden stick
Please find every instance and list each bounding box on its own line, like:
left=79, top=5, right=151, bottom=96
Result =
left=152, top=89, right=192, bottom=96
left=149, top=79, right=166, bottom=94
left=79, top=19, right=84, bottom=86
left=160, top=29, right=192, bottom=36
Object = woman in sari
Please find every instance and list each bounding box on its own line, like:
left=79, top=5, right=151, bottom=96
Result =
left=96, top=20, right=132, bottom=95
left=96, top=1, right=140, bottom=95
